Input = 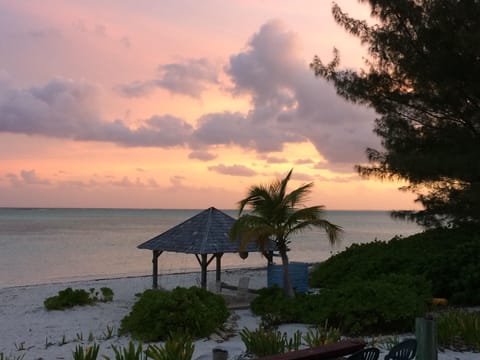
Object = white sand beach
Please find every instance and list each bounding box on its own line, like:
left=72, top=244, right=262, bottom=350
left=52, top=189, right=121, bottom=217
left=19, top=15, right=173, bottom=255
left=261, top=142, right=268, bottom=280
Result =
left=0, top=268, right=475, bottom=360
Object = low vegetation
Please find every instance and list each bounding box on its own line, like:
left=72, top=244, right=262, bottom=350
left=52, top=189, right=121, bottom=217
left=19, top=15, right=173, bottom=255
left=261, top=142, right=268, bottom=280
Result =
left=437, top=309, right=480, bottom=352
left=119, top=287, right=229, bottom=342
left=72, top=344, right=100, bottom=360
left=144, top=333, right=195, bottom=360
left=0, top=353, right=25, bottom=360
left=240, top=328, right=302, bottom=357
left=252, top=227, right=480, bottom=337
left=310, top=227, right=480, bottom=306
left=44, top=287, right=114, bottom=310
left=70, top=334, right=194, bottom=360
left=108, top=341, right=145, bottom=360
left=239, top=323, right=340, bottom=357
left=252, top=274, right=430, bottom=335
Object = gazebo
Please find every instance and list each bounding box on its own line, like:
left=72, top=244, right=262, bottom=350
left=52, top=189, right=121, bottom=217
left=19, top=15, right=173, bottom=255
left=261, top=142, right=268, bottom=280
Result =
left=138, top=207, right=271, bottom=289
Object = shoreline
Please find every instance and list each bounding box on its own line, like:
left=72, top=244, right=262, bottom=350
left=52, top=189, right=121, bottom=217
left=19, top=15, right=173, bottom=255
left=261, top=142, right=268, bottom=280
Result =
left=0, top=264, right=273, bottom=292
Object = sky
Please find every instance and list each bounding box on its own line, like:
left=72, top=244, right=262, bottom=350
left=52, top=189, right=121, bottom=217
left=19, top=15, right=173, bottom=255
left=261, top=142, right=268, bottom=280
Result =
left=0, top=0, right=420, bottom=210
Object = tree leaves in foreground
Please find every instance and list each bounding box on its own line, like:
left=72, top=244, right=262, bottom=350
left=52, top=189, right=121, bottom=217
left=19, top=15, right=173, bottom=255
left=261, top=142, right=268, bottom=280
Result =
left=311, top=0, right=480, bottom=227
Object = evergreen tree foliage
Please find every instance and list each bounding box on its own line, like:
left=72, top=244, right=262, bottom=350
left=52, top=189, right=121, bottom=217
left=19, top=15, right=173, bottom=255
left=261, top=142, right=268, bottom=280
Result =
left=311, top=0, right=480, bottom=227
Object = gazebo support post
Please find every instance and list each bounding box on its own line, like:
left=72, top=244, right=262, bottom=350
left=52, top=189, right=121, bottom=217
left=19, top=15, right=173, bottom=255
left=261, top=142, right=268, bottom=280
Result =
left=152, top=250, right=162, bottom=289
left=195, top=253, right=217, bottom=289
left=215, top=253, right=223, bottom=283
left=201, top=254, right=208, bottom=289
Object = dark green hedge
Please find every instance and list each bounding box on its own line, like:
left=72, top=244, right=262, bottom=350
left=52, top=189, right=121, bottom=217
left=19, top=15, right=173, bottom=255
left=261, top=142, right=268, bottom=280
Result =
left=251, top=274, right=430, bottom=335
left=310, top=226, right=480, bottom=305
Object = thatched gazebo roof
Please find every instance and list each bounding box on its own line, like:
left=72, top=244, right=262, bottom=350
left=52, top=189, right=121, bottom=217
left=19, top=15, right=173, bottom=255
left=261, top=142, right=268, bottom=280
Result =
left=138, top=207, right=270, bottom=288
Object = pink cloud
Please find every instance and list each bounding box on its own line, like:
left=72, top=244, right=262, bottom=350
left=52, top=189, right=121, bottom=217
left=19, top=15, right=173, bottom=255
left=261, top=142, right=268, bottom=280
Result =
left=208, top=164, right=257, bottom=177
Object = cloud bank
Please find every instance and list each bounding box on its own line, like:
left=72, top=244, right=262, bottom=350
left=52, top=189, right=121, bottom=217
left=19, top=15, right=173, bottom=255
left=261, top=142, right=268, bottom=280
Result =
left=117, top=58, right=219, bottom=98
left=0, top=20, right=378, bottom=166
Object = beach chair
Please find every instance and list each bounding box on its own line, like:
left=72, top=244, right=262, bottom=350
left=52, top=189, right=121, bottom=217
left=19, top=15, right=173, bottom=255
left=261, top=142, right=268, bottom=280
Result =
left=347, top=347, right=380, bottom=360
left=384, top=339, right=417, bottom=360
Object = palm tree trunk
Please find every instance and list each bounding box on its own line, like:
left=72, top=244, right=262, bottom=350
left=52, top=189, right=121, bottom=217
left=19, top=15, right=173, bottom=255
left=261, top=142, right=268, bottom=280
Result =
left=280, top=250, right=295, bottom=298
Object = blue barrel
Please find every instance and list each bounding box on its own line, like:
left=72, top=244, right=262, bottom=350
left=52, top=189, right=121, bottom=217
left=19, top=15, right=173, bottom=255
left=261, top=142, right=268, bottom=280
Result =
left=267, top=262, right=309, bottom=293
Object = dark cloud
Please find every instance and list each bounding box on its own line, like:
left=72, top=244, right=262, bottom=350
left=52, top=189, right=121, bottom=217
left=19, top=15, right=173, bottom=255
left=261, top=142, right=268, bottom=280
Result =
left=0, top=77, right=192, bottom=147
left=294, top=158, right=314, bottom=165
left=120, top=36, right=131, bottom=49
left=191, top=111, right=302, bottom=152
left=291, top=172, right=315, bottom=181
left=214, top=19, right=379, bottom=164
left=188, top=151, right=217, bottom=161
left=28, top=27, right=61, bottom=39
left=313, top=161, right=357, bottom=174
left=0, top=20, right=378, bottom=169
left=259, top=155, right=288, bottom=164
left=208, top=164, right=257, bottom=177
left=94, top=24, right=107, bottom=37
left=117, top=58, right=218, bottom=98
left=170, top=175, right=185, bottom=186
left=116, top=80, right=155, bottom=97
left=6, top=170, right=50, bottom=186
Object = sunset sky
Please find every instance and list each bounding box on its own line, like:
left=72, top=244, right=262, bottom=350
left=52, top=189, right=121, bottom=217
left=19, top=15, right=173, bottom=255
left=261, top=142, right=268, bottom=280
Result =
left=0, top=1, right=419, bottom=210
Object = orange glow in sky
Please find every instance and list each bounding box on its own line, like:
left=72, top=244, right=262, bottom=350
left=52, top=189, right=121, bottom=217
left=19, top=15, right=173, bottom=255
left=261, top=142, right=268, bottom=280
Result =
left=0, top=1, right=420, bottom=210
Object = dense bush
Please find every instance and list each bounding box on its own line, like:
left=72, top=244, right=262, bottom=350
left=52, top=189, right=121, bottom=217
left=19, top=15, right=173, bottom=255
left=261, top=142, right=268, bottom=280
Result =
left=120, top=287, right=229, bottom=342
left=315, top=274, right=431, bottom=334
left=252, top=275, right=430, bottom=335
left=251, top=286, right=302, bottom=326
left=44, top=287, right=115, bottom=310
left=310, top=227, right=480, bottom=305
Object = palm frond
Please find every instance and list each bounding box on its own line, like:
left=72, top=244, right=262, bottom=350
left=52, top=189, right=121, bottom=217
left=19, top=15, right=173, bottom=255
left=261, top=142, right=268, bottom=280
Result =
left=238, top=186, right=270, bottom=214
left=283, top=182, right=314, bottom=208
left=230, top=214, right=274, bottom=251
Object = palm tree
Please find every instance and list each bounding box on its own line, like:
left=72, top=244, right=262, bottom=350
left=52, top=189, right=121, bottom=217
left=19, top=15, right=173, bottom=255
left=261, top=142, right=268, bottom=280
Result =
left=230, top=169, right=342, bottom=298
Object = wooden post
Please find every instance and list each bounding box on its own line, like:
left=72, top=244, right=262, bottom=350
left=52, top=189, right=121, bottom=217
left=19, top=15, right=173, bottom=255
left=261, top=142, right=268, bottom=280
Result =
left=201, top=254, right=208, bottom=289
left=416, top=317, right=437, bottom=360
left=152, top=250, right=162, bottom=289
left=216, top=253, right=223, bottom=282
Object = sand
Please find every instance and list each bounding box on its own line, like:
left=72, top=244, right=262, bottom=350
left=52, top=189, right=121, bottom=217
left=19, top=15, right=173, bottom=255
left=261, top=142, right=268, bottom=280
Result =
left=0, top=268, right=476, bottom=360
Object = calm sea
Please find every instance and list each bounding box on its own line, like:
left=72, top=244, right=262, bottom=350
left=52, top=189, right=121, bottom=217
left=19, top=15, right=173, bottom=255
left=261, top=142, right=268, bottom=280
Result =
left=0, top=208, right=422, bottom=288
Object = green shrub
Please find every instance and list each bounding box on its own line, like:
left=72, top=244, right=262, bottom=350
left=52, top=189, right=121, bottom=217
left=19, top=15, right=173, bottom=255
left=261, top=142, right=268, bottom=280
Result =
left=100, top=287, right=114, bottom=302
left=120, top=287, right=229, bottom=342
left=144, top=332, right=194, bottom=360
left=310, top=227, right=480, bottom=306
left=103, top=341, right=146, bottom=360
left=302, top=322, right=341, bottom=347
left=437, top=309, right=480, bottom=352
left=45, top=288, right=93, bottom=310
left=252, top=274, right=430, bottom=335
left=0, top=353, right=25, bottom=360
left=240, top=328, right=301, bottom=357
left=428, top=241, right=480, bottom=305
left=251, top=286, right=301, bottom=326
left=312, top=274, right=431, bottom=334
left=44, top=287, right=115, bottom=310
left=72, top=344, right=100, bottom=360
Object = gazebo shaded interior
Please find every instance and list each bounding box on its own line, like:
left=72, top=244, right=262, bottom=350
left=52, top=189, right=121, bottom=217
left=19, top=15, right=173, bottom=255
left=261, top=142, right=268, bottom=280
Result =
left=138, top=207, right=270, bottom=288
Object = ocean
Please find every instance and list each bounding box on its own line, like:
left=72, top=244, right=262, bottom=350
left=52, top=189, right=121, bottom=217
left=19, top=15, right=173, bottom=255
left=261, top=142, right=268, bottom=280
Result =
left=0, top=208, right=422, bottom=288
